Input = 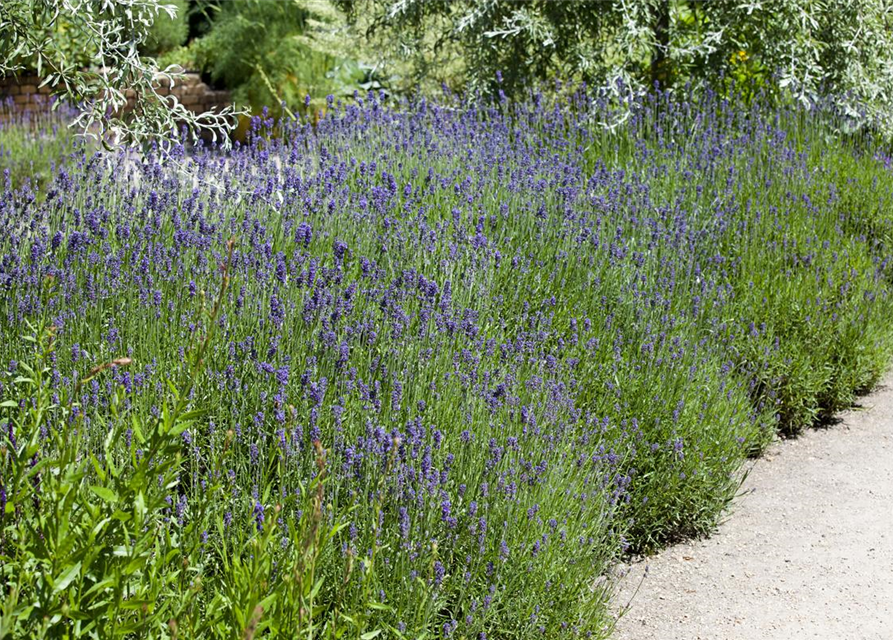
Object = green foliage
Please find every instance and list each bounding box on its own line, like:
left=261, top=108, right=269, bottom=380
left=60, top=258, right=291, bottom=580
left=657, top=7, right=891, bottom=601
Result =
left=572, top=94, right=893, bottom=548
left=156, top=44, right=200, bottom=72
left=192, top=0, right=367, bottom=116
left=0, top=0, right=239, bottom=148
left=141, top=0, right=189, bottom=56
left=0, top=252, right=379, bottom=638
left=340, top=0, right=893, bottom=136
left=0, top=322, right=188, bottom=637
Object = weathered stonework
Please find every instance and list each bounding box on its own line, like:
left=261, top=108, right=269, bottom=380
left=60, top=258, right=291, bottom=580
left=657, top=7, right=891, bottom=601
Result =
left=0, top=73, right=232, bottom=115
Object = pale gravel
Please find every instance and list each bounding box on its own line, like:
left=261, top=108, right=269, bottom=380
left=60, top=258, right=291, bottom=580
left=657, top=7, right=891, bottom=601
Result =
left=610, top=375, right=893, bottom=640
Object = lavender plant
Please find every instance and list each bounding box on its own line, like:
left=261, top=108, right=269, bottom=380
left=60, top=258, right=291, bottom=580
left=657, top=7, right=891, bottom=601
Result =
left=1, top=87, right=891, bottom=637
left=0, top=98, right=77, bottom=190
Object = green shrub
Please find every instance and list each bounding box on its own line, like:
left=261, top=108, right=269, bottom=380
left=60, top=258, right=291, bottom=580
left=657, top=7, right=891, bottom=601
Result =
left=141, top=0, right=189, bottom=56
left=156, top=44, right=200, bottom=72
left=192, top=0, right=365, bottom=116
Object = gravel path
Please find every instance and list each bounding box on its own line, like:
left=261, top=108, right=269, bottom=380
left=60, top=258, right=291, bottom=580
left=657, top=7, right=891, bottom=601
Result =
left=611, top=376, right=893, bottom=640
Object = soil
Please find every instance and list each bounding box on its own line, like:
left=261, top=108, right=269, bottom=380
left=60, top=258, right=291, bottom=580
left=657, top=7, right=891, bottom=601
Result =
left=610, top=377, right=893, bottom=640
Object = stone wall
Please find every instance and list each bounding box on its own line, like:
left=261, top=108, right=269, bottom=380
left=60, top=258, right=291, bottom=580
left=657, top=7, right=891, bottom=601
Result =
left=0, top=73, right=231, bottom=114
left=122, top=73, right=231, bottom=113
left=0, top=74, right=54, bottom=111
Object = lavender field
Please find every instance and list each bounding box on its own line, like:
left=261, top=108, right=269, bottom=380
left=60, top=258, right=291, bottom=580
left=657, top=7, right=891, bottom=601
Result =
left=1, top=89, right=892, bottom=638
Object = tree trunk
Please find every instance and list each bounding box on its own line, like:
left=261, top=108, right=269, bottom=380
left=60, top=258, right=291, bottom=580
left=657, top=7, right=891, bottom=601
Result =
left=651, top=0, right=671, bottom=88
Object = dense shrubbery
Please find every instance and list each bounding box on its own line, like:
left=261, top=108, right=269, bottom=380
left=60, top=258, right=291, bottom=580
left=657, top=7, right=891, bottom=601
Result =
left=141, top=0, right=189, bottom=57
left=184, top=0, right=371, bottom=119
left=1, top=89, right=892, bottom=637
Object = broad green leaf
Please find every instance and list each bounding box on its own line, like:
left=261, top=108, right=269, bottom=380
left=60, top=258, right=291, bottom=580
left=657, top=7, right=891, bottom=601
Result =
left=111, top=509, right=131, bottom=523
left=53, top=561, right=82, bottom=593
left=258, top=593, right=278, bottom=613
left=89, top=486, right=118, bottom=503
left=134, top=491, right=146, bottom=519
left=131, top=415, right=145, bottom=444
left=309, top=576, right=325, bottom=600
left=90, top=454, right=107, bottom=482
left=178, top=408, right=209, bottom=421
left=124, top=556, right=147, bottom=575
left=82, top=577, right=116, bottom=598
left=106, top=452, right=119, bottom=479
left=169, top=420, right=194, bottom=436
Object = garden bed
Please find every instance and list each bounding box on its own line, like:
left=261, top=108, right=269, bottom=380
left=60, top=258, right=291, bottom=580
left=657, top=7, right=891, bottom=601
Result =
left=1, top=90, right=892, bottom=638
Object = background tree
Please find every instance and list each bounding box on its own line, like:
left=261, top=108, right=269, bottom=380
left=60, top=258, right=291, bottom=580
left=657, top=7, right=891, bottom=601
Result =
left=340, top=0, right=893, bottom=135
left=0, top=0, right=238, bottom=147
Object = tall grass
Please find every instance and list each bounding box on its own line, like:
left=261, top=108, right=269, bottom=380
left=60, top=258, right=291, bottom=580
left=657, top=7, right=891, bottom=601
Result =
left=1, top=88, right=891, bottom=638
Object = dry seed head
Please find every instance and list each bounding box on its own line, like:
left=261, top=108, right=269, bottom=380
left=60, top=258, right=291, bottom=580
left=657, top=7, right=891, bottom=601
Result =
left=85, top=357, right=133, bottom=380
left=242, top=605, right=263, bottom=640
left=86, top=364, right=105, bottom=378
